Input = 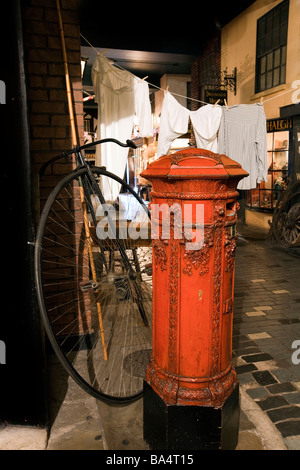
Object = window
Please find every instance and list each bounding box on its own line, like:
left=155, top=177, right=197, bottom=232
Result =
left=255, top=0, right=289, bottom=93
left=246, top=118, right=292, bottom=211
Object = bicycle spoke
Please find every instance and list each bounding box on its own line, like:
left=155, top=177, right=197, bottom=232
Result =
left=35, top=166, right=152, bottom=402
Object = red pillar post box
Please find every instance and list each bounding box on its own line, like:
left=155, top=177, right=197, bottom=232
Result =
left=141, top=148, right=248, bottom=450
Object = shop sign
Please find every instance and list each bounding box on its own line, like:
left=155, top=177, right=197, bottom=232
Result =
left=204, top=89, right=227, bottom=105
left=267, top=118, right=293, bottom=132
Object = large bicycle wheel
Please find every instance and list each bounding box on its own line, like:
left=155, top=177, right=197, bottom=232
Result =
left=35, top=166, right=152, bottom=403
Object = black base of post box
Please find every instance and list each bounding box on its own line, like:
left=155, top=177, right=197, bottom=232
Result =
left=143, top=381, right=240, bottom=450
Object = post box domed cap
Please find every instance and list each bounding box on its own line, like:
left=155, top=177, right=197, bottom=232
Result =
left=141, top=148, right=249, bottom=180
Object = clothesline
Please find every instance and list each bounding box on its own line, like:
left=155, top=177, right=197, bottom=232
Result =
left=81, top=33, right=210, bottom=106
left=262, top=86, right=300, bottom=103
left=80, top=33, right=300, bottom=107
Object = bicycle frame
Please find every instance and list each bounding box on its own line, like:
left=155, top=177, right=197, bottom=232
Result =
left=39, top=138, right=150, bottom=327
left=39, top=138, right=137, bottom=179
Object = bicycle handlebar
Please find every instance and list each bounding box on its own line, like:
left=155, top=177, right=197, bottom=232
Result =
left=39, top=138, right=137, bottom=179
left=80, top=138, right=137, bottom=153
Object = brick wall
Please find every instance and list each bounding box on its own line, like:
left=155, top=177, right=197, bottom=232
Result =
left=22, top=1, right=90, bottom=337
left=189, top=32, right=221, bottom=147
left=22, top=0, right=84, bottom=213
left=190, top=32, right=221, bottom=111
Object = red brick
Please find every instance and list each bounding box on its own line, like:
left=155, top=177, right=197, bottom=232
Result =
left=44, top=76, right=65, bottom=89
left=31, top=0, right=54, bottom=6
left=44, top=7, right=78, bottom=24
left=24, top=19, right=59, bottom=36
left=25, top=34, right=47, bottom=49
left=52, top=162, right=76, bottom=175
left=62, top=23, right=80, bottom=38
left=52, top=138, right=73, bottom=150
left=76, top=114, right=84, bottom=128
left=61, top=0, right=79, bottom=10
left=65, top=37, right=80, bottom=51
left=47, top=36, right=61, bottom=50
left=27, top=61, right=48, bottom=75
left=31, top=101, right=65, bottom=114
left=32, top=127, right=67, bottom=139
left=70, top=79, right=82, bottom=92
left=48, top=63, right=64, bottom=76
left=28, top=88, right=48, bottom=101
left=73, top=102, right=83, bottom=116
left=23, top=6, right=44, bottom=20
left=72, top=89, right=83, bottom=103
left=30, top=114, right=50, bottom=126
left=50, top=89, right=69, bottom=101
left=68, top=64, right=81, bottom=78
left=47, top=36, right=80, bottom=52
left=30, top=139, right=51, bottom=150
left=32, top=155, right=66, bottom=173
left=63, top=50, right=80, bottom=65
left=39, top=178, right=67, bottom=195
left=29, top=75, right=44, bottom=88
left=51, top=115, right=71, bottom=127
left=61, top=8, right=79, bottom=24
left=44, top=7, right=59, bottom=23
left=28, top=48, right=64, bottom=63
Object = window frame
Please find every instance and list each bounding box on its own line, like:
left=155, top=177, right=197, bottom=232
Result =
left=255, top=0, right=289, bottom=94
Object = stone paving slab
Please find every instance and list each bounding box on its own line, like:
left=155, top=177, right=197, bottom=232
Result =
left=38, top=237, right=298, bottom=451
left=0, top=426, right=47, bottom=450
left=2, top=233, right=299, bottom=451
left=233, top=237, right=300, bottom=450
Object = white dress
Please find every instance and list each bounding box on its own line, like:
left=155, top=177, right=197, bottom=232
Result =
left=92, top=54, right=152, bottom=201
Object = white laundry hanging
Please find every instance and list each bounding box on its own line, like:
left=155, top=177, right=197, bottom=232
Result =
left=218, top=103, right=268, bottom=190
left=92, top=54, right=153, bottom=201
left=190, top=102, right=222, bottom=153
left=157, top=91, right=222, bottom=158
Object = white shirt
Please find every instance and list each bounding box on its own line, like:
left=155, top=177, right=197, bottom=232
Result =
left=157, top=92, right=222, bottom=157
left=218, top=104, right=268, bottom=190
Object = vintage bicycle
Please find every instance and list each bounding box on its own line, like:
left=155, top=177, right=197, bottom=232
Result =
left=34, top=138, right=152, bottom=403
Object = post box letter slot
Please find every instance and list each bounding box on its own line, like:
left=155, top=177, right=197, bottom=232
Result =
left=223, top=298, right=233, bottom=315
left=226, top=202, right=236, bottom=219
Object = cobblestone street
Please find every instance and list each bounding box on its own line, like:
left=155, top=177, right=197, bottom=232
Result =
left=233, top=236, right=300, bottom=450
left=1, top=233, right=299, bottom=451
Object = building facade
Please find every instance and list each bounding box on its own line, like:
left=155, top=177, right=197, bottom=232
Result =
left=221, top=0, right=300, bottom=230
